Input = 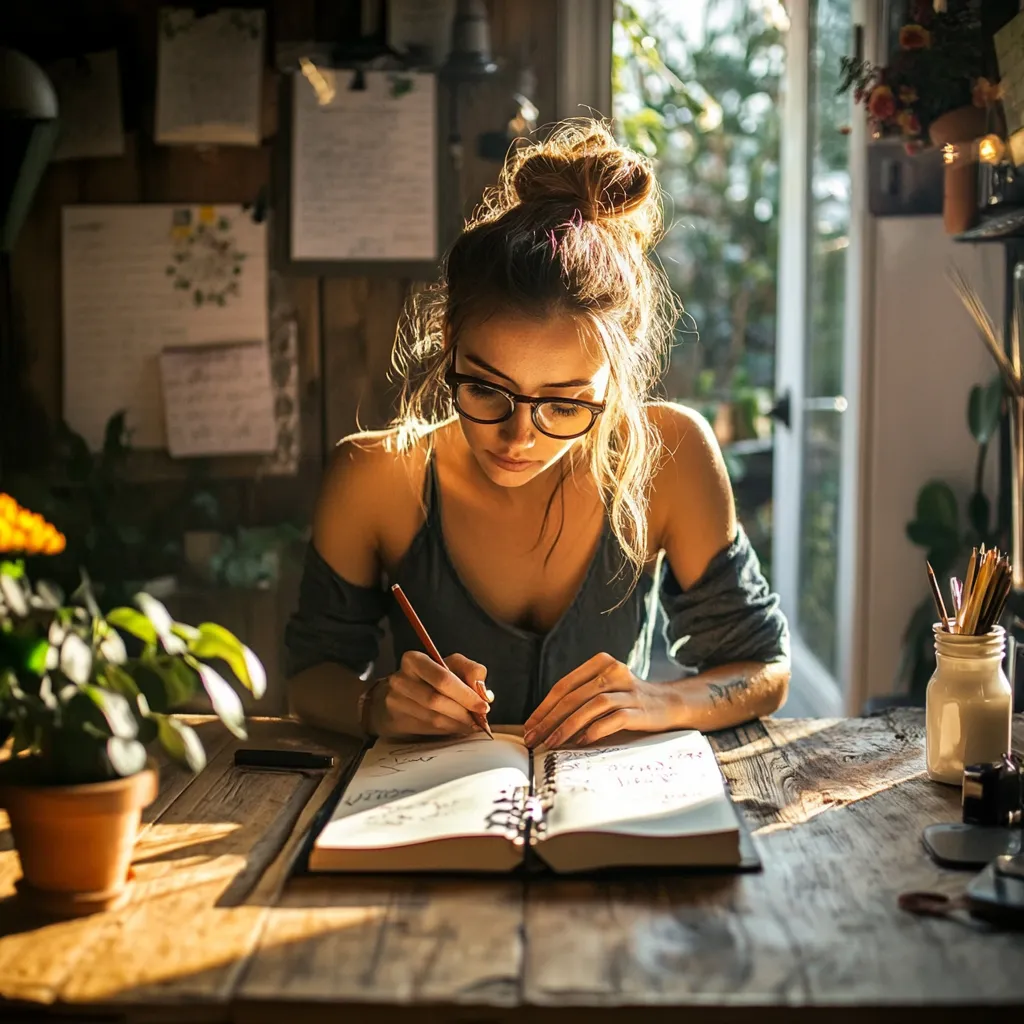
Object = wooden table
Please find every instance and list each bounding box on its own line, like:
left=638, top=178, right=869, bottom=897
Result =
left=1, top=712, right=1022, bottom=1023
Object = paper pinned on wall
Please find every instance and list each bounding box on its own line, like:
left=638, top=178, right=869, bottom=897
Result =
left=291, top=69, right=437, bottom=262
left=386, top=0, right=455, bottom=65
left=159, top=341, right=277, bottom=457
left=995, top=12, right=1024, bottom=144
left=62, top=204, right=268, bottom=451
left=46, top=50, right=126, bottom=161
left=155, top=7, right=265, bottom=146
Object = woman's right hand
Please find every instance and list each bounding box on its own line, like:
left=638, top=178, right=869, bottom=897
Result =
left=365, top=650, right=491, bottom=739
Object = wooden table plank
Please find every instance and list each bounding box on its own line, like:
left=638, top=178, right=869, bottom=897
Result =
left=236, top=875, right=524, bottom=1013
left=522, top=712, right=1024, bottom=1011
left=3, top=714, right=1024, bottom=1024
left=0, top=719, right=359, bottom=1022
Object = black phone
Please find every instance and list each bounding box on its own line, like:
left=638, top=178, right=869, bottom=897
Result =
left=922, top=822, right=1023, bottom=869
left=966, top=857, right=1024, bottom=928
left=233, top=748, right=335, bottom=771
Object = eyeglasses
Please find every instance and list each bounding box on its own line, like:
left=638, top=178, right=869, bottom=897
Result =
left=445, top=369, right=605, bottom=440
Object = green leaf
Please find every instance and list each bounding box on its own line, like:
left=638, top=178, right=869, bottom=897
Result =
left=101, top=663, right=140, bottom=699
left=98, top=625, right=128, bottom=665
left=0, top=575, right=28, bottom=617
left=152, top=714, right=206, bottom=773
left=170, top=622, right=200, bottom=643
left=896, top=597, right=938, bottom=696
left=967, top=491, right=990, bottom=540
left=23, top=637, right=50, bottom=676
left=194, top=661, right=246, bottom=738
left=0, top=560, right=25, bottom=579
left=81, top=684, right=138, bottom=739
left=190, top=622, right=266, bottom=698
left=905, top=520, right=959, bottom=551
left=147, top=656, right=200, bottom=709
left=107, top=607, right=158, bottom=645
left=927, top=544, right=960, bottom=579
left=106, top=736, right=147, bottom=777
left=914, top=482, right=959, bottom=534
left=967, top=377, right=1004, bottom=446
left=135, top=592, right=173, bottom=636
left=60, top=633, right=93, bottom=685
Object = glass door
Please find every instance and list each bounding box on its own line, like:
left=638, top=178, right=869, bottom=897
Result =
left=773, top=0, right=864, bottom=712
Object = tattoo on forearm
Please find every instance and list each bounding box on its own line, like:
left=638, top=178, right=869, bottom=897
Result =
left=708, top=678, right=748, bottom=707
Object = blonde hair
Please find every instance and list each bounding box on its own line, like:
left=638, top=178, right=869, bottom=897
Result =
left=390, top=119, right=680, bottom=580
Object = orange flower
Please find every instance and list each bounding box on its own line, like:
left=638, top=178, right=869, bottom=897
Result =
left=868, top=85, right=896, bottom=121
left=899, top=24, right=931, bottom=50
left=0, top=493, right=65, bottom=556
left=899, top=86, right=918, bottom=104
left=972, top=77, right=1004, bottom=108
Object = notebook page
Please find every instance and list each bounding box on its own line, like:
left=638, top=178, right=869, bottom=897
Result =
left=538, top=730, right=738, bottom=839
left=315, top=733, right=529, bottom=851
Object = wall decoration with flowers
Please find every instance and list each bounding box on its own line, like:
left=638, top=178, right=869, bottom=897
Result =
left=166, top=206, right=248, bottom=308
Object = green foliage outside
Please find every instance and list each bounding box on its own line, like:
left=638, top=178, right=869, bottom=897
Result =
left=613, top=0, right=786, bottom=588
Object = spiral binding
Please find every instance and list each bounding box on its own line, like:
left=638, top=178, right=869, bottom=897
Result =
left=485, top=784, right=533, bottom=846
left=485, top=751, right=563, bottom=846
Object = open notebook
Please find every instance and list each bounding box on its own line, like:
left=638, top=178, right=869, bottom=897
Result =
left=308, top=729, right=744, bottom=874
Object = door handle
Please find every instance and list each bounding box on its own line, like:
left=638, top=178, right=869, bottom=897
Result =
left=768, top=391, right=791, bottom=429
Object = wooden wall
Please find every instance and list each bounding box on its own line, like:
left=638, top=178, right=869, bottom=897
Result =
left=2, top=0, right=559, bottom=527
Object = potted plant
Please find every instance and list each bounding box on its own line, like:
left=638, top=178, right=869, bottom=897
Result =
left=0, top=494, right=265, bottom=917
left=838, top=1, right=991, bottom=233
left=886, top=374, right=1006, bottom=706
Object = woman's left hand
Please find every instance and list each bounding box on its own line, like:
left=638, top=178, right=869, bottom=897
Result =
left=523, top=653, right=679, bottom=749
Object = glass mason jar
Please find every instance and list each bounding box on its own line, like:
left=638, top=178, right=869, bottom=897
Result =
left=926, top=623, right=1013, bottom=786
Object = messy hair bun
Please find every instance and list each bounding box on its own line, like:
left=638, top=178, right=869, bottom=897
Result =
left=509, top=125, right=659, bottom=247
left=391, top=118, right=681, bottom=585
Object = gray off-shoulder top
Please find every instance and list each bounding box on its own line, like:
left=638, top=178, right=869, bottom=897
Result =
left=285, top=458, right=789, bottom=725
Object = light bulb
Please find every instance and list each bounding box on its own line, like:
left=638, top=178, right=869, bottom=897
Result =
left=978, top=134, right=1005, bottom=165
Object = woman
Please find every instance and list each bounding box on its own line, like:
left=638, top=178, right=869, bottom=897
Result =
left=286, top=120, right=789, bottom=749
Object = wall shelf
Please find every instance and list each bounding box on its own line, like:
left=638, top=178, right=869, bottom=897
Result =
left=954, top=206, right=1024, bottom=242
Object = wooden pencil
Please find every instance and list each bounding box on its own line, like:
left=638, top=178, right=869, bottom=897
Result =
left=391, top=583, right=494, bottom=739
left=958, top=549, right=978, bottom=632
left=926, top=561, right=951, bottom=631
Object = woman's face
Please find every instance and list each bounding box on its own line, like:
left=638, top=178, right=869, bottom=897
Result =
left=451, top=313, right=611, bottom=488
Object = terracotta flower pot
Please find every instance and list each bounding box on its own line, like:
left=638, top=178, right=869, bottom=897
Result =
left=928, top=105, right=988, bottom=235
left=0, top=765, right=158, bottom=917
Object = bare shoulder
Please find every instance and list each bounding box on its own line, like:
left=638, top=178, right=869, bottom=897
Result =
left=646, top=402, right=736, bottom=575
left=647, top=401, right=719, bottom=455
left=312, top=427, right=431, bottom=585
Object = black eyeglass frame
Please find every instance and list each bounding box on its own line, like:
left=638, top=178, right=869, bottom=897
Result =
left=444, top=369, right=606, bottom=440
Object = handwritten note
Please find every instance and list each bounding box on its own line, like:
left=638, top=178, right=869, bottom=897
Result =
left=540, top=730, right=733, bottom=838
left=46, top=50, right=125, bottom=161
left=315, top=733, right=530, bottom=850
left=290, top=69, right=437, bottom=261
left=159, top=342, right=276, bottom=457
left=996, top=12, right=1024, bottom=145
left=156, top=7, right=265, bottom=146
left=62, top=205, right=267, bottom=450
